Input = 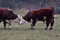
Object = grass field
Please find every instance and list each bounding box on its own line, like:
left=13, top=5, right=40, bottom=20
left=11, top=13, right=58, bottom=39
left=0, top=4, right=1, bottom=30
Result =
left=0, top=10, right=60, bottom=40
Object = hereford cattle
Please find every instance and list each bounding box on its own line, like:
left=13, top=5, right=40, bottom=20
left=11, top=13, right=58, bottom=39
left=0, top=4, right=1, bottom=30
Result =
left=0, top=8, right=21, bottom=29
left=19, top=7, right=55, bottom=30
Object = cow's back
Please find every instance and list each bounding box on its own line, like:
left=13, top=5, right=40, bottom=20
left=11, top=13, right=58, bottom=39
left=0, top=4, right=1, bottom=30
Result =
left=29, top=8, right=54, bottom=21
left=31, top=8, right=54, bottom=16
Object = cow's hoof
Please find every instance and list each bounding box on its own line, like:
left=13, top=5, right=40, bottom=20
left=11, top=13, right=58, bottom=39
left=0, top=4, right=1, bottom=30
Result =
left=9, top=24, right=11, bottom=25
left=49, top=28, right=52, bottom=30
left=45, top=28, right=47, bottom=30
left=31, top=27, right=35, bottom=30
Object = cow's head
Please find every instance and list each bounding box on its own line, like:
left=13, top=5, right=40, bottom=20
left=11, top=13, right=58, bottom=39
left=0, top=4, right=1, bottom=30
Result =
left=22, top=12, right=31, bottom=22
left=15, top=15, right=26, bottom=25
left=22, top=16, right=31, bottom=22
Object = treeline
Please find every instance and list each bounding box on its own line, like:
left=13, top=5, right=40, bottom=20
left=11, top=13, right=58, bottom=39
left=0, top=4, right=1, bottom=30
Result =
left=0, top=0, right=60, bottom=13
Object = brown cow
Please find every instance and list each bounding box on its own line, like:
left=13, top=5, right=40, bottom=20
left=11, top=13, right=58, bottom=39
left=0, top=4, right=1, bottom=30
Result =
left=19, top=7, right=55, bottom=30
left=0, top=8, right=21, bottom=29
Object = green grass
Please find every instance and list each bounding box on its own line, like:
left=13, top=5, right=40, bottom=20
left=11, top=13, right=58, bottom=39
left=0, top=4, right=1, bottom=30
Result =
left=0, top=10, right=60, bottom=40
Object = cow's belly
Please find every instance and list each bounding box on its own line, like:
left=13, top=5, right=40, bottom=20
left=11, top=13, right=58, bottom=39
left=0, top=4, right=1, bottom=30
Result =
left=36, top=15, right=44, bottom=21
left=36, top=17, right=44, bottom=21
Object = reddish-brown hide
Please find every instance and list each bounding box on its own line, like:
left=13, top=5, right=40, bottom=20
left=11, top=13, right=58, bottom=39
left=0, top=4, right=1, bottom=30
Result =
left=23, top=7, right=55, bottom=30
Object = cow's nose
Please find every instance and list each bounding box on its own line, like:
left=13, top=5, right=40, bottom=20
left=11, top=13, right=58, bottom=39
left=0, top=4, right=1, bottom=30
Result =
left=18, top=20, right=22, bottom=25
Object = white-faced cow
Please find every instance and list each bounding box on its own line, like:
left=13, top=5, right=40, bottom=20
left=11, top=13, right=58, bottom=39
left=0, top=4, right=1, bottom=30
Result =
left=0, top=8, right=21, bottom=29
left=19, top=7, right=55, bottom=30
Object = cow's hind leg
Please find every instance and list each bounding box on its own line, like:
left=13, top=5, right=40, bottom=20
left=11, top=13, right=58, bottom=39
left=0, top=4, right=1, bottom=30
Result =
left=31, top=19, right=36, bottom=29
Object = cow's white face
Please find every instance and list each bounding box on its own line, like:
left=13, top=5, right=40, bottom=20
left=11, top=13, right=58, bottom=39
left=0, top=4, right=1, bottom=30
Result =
left=19, top=16, right=26, bottom=25
left=15, top=15, right=26, bottom=25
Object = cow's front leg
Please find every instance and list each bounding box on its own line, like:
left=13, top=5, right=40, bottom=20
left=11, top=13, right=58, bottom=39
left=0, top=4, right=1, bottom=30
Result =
left=3, top=21, right=7, bottom=29
left=6, top=20, right=11, bottom=26
left=50, top=18, right=54, bottom=30
left=45, top=19, right=50, bottom=30
left=31, top=19, right=36, bottom=29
